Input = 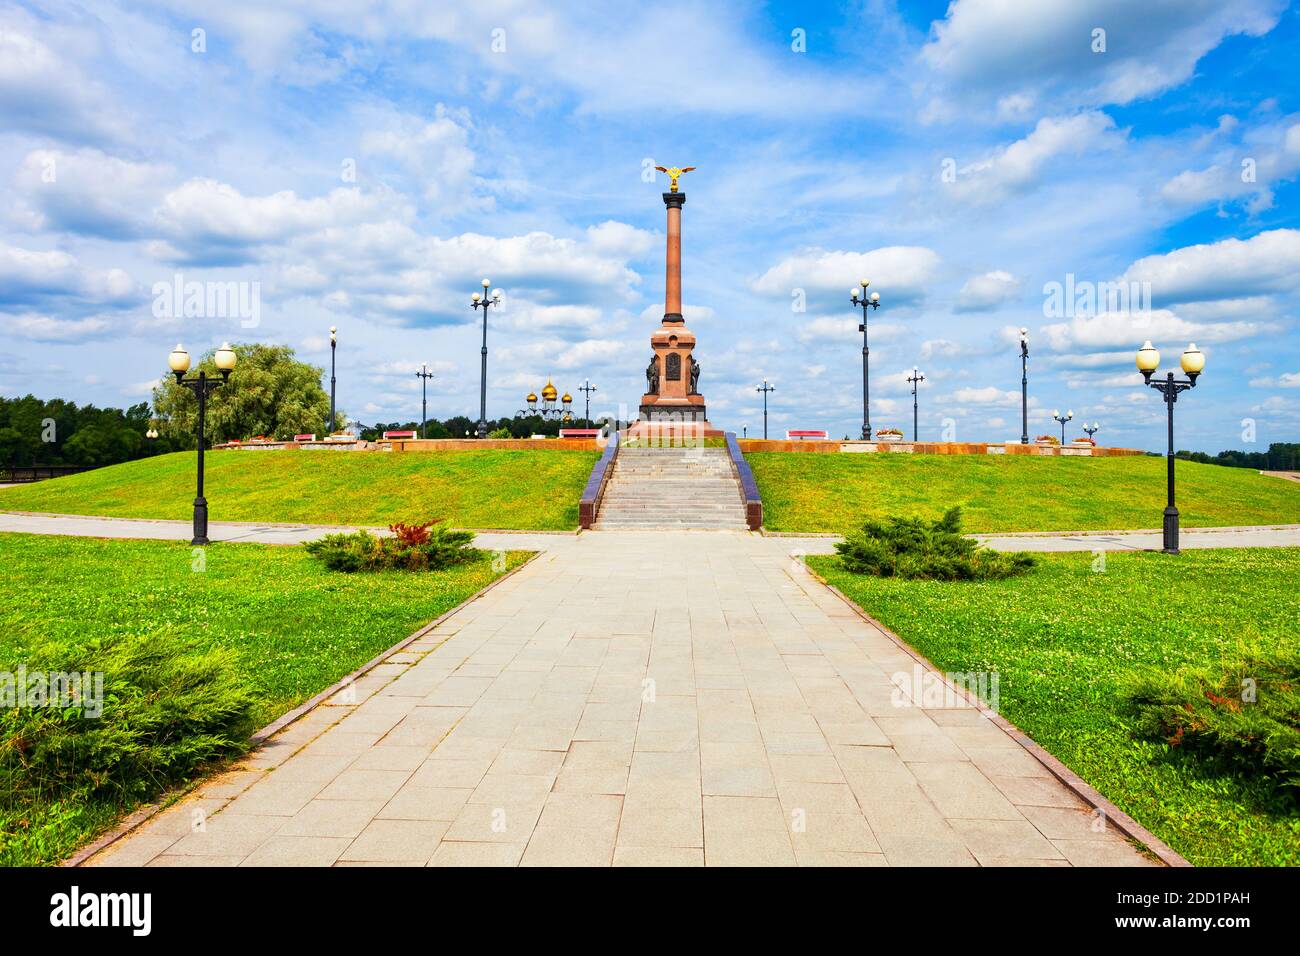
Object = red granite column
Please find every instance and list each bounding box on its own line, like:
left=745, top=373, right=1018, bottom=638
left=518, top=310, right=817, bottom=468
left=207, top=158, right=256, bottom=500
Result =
left=663, top=192, right=685, bottom=323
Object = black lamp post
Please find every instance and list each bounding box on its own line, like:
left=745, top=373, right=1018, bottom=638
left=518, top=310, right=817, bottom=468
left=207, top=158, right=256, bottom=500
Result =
left=850, top=280, right=882, bottom=439
left=579, top=380, right=597, bottom=427
left=1084, top=422, right=1100, bottom=442
left=756, top=380, right=775, bottom=439
left=470, top=279, right=502, bottom=439
left=328, top=325, right=337, bottom=433
left=1019, top=327, right=1029, bottom=445
left=1052, top=408, right=1073, bottom=444
left=168, top=342, right=237, bottom=546
left=1137, top=341, right=1204, bottom=555
left=907, top=367, right=925, bottom=441
left=416, top=362, right=434, bottom=438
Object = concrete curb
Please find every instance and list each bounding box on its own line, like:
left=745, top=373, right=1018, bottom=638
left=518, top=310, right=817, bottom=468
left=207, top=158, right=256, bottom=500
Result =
left=0, top=511, right=580, bottom=537
left=805, top=567, right=1191, bottom=868
left=62, top=551, right=541, bottom=868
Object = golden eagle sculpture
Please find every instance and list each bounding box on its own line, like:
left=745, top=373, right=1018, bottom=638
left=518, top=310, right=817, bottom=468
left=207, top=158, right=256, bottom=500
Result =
left=655, top=165, right=696, bottom=192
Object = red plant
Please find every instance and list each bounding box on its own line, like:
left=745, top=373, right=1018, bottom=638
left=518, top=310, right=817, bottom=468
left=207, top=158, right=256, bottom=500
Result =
left=388, top=519, right=441, bottom=546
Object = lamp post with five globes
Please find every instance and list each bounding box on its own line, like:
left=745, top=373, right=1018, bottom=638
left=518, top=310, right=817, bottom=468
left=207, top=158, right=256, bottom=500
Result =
left=167, top=342, right=237, bottom=546
left=416, top=363, right=435, bottom=438
left=1136, top=341, right=1205, bottom=555
left=907, top=367, right=925, bottom=442
left=471, top=279, right=502, bottom=438
left=850, top=280, right=881, bottom=440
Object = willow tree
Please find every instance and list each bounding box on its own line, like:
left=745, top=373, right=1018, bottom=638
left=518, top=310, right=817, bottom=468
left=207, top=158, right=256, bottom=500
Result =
left=151, top=343, right=343, bottom=446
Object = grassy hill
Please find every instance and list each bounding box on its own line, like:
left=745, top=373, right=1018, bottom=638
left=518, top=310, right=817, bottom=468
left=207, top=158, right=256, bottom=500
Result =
left=748, top=452, right=1300, bottom=533
left=0, top=449, right=598, bottom=531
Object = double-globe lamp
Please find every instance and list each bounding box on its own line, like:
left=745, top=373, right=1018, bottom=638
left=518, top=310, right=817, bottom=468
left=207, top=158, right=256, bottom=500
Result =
left=1135, top=340, right=1205, bottom=555
left=168, top=342, right=237, bottom=546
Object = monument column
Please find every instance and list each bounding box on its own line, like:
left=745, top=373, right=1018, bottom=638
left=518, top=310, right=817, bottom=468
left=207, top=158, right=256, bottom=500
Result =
left=663, top=192, right=684, bottom=323
left=636, top=165, right=712, bottom=431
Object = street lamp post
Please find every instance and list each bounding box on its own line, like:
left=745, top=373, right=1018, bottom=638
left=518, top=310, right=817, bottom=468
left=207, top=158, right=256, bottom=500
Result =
left=1137, top=341, right=1204, bottom=555
left=1084, top=422, right=1100, bottom=442
left=1053, top=408, right=1073, bottom=444
left=907, top=367, right=925, bottom=442
left=756, top=380, right=775, bottom=439
left=416, top=363, right=434, bottom=438
left=470, top=278, right=502, bottom=438
left=1019, top=327, right=1029, bottom=445
left=328, top=325, right=337, bottom=434
left=850, top=281, right=882, bottom=439
left=579, top=380, right=597, bottom=427
left=168, top=342, right=237, bottom=546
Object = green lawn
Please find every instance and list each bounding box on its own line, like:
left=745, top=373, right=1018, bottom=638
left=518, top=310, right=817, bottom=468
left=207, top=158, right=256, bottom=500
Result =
left=0, top=532, right=529, bottom=866
left=810, top=547, right=1300, bottom=866
left=751, top=453, right=1300, bottom=533
left=0, top=449, right=599, bottom=530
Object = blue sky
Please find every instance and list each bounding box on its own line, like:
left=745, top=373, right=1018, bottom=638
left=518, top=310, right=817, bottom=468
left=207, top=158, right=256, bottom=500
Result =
left=1, top=0, right=1298, bottom=451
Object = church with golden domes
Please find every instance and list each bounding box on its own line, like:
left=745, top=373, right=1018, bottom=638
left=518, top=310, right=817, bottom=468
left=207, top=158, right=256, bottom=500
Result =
left=516, top=377, right=575, bottom=422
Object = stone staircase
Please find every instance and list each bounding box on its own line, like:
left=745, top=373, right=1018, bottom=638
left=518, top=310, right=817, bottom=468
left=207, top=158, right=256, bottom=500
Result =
left=594, top=447, right=750, bottom=530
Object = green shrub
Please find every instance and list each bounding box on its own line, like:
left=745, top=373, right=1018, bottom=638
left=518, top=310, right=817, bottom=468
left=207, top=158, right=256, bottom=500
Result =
left=1124, top=650, right=1300, bottom=794
left=1, top=632, right=254, bottom=811
left=304, top=519, right=479, bottom=572
left=487, top=426, right=513, bottom=439
left=834, top=506, right=1036, bottom=580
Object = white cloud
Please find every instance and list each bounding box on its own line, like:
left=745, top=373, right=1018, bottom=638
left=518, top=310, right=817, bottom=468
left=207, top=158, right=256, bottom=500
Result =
left=1040, top=309, right=1267, bottom=350
left=753, top=246, right=941, bottom=303
left=955, top=270, right=1020, bottom=310
left=949, top=386, right=1022, bottom=406
left=15, top=148, right=172, bottom=239
left=1159, top=122, right=1300, bottom=211
left=0, top=242, right=135, bottom=305
left=0, top=312, right=114, bottom=342
left=1120, top=229, right=1300, bottom=303
left=921, top=0, right=1285, bottom=113
left=0, top=17, right=129, bottom=142
left=1249, top=372, right=1300, bottom=388
left=948, top=112, right=1123, bottom=203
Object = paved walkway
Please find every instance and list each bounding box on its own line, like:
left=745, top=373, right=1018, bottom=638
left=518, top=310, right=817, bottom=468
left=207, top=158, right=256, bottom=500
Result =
left=4, top=510, right=1299, bottom=552
left=86, top=531, right=1153, bottom=867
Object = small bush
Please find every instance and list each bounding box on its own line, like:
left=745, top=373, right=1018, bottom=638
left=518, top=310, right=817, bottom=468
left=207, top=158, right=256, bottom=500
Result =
left=834, top=506, right=1036, bottom=580
left=1, top=632, right=254, bottom=810
left=305, top=518, right=478, bottom=572
left=1124, top=650, right=1300, bottom=794
left=487, top=426, right=513, bottom=439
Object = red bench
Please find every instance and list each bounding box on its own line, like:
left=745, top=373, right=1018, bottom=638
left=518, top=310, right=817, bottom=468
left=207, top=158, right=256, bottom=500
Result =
left=559, top=428, right=601, bottom=438
left=294, top=434, right=316, bottom=442
left=382, top=430, right=418, bottom=440
left=786, top=430, right=828, bottom=440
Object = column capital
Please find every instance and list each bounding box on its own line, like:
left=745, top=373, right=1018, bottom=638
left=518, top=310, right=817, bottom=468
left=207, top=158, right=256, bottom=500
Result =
left=662, top=192, right=686, bottom=208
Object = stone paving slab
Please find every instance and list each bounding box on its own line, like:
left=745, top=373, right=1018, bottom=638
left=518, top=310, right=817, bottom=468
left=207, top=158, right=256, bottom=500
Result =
left=84, top=531, right=1158, bottom=868
left=4, top=510, right=1298, bottom=552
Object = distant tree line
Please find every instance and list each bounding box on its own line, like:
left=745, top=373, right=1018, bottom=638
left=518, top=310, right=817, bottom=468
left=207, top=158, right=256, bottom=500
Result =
left=1176, top=443, right=1299, bottom=472
left=0, top=395, right=174, bottom=467
left=355, top=414, right=610, bottom=441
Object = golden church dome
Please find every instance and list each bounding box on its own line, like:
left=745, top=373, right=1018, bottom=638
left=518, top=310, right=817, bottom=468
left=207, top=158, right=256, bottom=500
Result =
left=561, top=392, right=573, bottom=403
left=526, top=392, right=538, bottom=404
left=541, top=378, right=558, bottom=402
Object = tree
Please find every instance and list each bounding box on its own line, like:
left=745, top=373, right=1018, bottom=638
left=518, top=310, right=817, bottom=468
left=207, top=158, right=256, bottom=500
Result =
left=151, top=343, right=342, bottom=446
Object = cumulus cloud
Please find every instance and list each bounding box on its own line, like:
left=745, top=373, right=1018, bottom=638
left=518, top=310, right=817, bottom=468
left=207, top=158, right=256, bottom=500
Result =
left=1159, top=122, right=1300, bottom=213
left=947, top=112, right=1123, bottom=203
left=753, top=246, right=941, bottom=304
left=955, top=270, right=1020, bottom=310
left=1039, top=309, right=1268, bottom=350
left=0, top=242, right=135, bottom=307
left=1120, top=229, right=1300, bottom=304
left=921, top=0, right=1285, bottom=113
left=0, top=312, right=115, bottom=342
left=14, top=148, right=173, bottom=239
